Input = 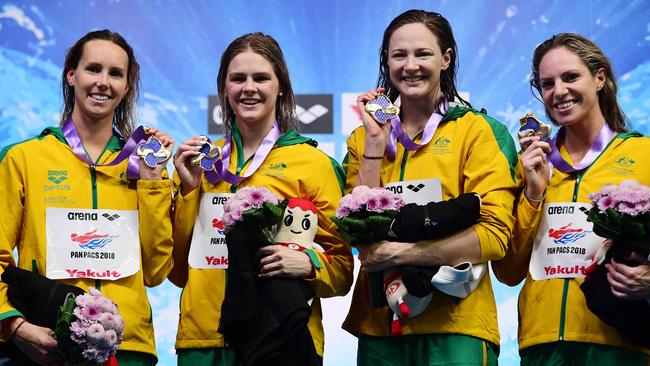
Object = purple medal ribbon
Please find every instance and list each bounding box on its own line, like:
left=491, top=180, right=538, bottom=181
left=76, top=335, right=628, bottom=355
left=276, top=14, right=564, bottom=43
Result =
left=385, top=99, right=448, bottom=160
left=547, top=123, right=616, bottom=173
left=204, top=122, right=282, bottom=185
left=62, top=118, right=148, bottom=179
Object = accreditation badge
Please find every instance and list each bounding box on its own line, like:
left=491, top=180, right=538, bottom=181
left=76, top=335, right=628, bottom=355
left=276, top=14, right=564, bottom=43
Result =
left=45, top=208, right=140, bottom=280
left=529, top=202, right=605, bottom=280
left=188, top=192, right=233, bottom=269
left=385, top=178, right=442, bottom=205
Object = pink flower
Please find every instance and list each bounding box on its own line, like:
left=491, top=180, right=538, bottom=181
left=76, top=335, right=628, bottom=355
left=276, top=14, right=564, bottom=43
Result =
left=96, top=296, right=116, bottom=313
left=81, top=303, right=103, bottom=321
left=597, top=196, right=615, bottom=213
left=75, top=293, right=93, bottom=307
left=335, top=206, right=350, bottom=219
left=86, top=323, right=106, bottom=345
left=101, top=329, right=118, bottom=348
left=112, top=314, right=125, bottom=334
left=70, top=319, right=88, bottom=337
left=98, top=313, right=116, bottom=330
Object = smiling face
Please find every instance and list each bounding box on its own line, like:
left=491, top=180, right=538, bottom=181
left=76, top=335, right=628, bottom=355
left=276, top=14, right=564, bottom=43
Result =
left=387, top=22, right=451, bottom=103
left=225, top=50, right=280, bottom=129
left=538, top=46, right=606, bottom=128
left=274, top=200, right=318, bottom=245
left=66, top=40, right=129, bottom=126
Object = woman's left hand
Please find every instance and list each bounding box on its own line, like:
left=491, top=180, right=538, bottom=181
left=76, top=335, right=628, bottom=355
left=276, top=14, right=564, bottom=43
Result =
left=258, top=245, right=313, bottom=278
left=139, top=128, right=175, bottom=180
left=605, top=253, right=650, bottom=300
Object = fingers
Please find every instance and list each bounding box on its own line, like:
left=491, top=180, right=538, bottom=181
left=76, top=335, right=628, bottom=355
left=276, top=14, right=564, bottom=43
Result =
left=173, top=136, right=209, bottom=167
left=257, top=246, right=311, bottom=278
left=356, top=88, right=385, bottom=106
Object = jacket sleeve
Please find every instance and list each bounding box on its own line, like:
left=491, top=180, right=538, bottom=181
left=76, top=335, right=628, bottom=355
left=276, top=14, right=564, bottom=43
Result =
left=0, top=147, right=24, bottom=322
left=492, top=161, right=543, bottom=285
left=341, top=127, right=363, bottom=194
left=137, top=178, right=175, bottom=287
left=305, top=154, right=354, bottom=298
left=166, top=173, right=202, bottom=288
left=462, top=114, right=519, bottom=262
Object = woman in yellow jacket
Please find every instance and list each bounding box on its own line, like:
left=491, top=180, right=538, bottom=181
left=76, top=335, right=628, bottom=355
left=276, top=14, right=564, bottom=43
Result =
left=0, top=30, right=175, bottom=365
left=493, top=33, right=649, bottom=365
left=342, top=10, right=518, bottom=365
left=168, top=33, right=353, bottom=366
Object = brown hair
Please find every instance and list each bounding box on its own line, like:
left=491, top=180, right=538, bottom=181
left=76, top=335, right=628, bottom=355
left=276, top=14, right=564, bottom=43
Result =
left=61, top=29, right=140, bottom=138
left=378, top=9, right=470, bottom=111
left=216, top=32, right=297, bottom=133
left=530, top=33, right=627, bottom=132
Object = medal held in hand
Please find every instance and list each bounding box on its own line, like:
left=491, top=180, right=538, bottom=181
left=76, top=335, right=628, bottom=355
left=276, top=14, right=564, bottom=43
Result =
left=518, top=113, right=551, bottom=142
left=365, top=94, right=400, bottom=124
left=191, top=141, right=222, bottom=171
left=136, top=132, right=171, bottom=168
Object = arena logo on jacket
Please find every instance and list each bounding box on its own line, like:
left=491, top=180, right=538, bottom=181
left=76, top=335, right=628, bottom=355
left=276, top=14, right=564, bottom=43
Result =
left=44, top=169, right=71, bottom=191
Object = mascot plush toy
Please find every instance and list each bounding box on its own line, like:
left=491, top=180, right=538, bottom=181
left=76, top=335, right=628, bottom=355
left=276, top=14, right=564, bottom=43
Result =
left=274, top=198, right=329, bottom=272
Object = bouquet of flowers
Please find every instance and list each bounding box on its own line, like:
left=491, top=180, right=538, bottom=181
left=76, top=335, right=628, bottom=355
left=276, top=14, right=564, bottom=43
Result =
left=581, top=180, right=650, bottom=347
left=222, top=186, right=287, bottom=244
left=0, top=266, right=123, bottom=365
left=56, top=288, right=124, bottom=365
left=584, top=180, right=650, bottom=256
left=332, top=185, right=404, bottom=247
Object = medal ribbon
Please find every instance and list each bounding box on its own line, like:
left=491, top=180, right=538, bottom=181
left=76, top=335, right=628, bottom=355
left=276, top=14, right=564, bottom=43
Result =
left=547, top=123, right=615, bottom=173
left=62, top=118, right=148, bottom=179
left=385, top=99, right=448, bottom=159
left=204, top=122, right=282, bottom=185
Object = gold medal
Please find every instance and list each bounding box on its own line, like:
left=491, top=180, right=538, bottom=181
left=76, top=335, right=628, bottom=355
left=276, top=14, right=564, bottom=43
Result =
left=365, top=94, right=400, bottom=124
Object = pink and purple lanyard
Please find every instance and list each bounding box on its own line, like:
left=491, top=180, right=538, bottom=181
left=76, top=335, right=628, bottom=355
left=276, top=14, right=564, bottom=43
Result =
left=384, top=100, right=448, bottom=160
left=547, top=123, right=615, bottom=174
left=204, top=122, right=282, bottom=185
left=62, top=117, right=150, bottom=179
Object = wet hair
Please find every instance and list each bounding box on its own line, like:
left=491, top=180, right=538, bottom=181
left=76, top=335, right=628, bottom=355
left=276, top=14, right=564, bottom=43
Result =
left=61, top=29, right=140, bottom=138
left=216, top=32, right=297, bottom=133
left=378, top=9, right=470, bottom=111
left=530, top=33, right=627, bottom=132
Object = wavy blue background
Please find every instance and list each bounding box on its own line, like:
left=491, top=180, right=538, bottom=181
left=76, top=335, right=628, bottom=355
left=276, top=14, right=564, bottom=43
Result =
left=1, top=1, right=649, bottom=365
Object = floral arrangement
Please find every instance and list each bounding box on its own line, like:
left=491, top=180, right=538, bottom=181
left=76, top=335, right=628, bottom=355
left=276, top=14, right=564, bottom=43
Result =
left=222, top=186, right=287, bottom=244
left=55, top=288, right=124, bottom=365
left=586, top=180, right=650, bottom=254
left=332, top=185, right=404, bottom=247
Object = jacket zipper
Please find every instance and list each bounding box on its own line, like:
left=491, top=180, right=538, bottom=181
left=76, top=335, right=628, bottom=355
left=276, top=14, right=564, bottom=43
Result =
left=558, top=173, right=583, bottom=340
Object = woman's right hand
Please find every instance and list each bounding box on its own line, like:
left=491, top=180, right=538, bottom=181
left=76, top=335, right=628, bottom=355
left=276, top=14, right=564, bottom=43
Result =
left=173, top=136, right=207, bottom=196
left=357, top=88, right=392, bottom=155
left=11, top=319, right=62, bottom=365
left=519, top=135, right=551, bottom=203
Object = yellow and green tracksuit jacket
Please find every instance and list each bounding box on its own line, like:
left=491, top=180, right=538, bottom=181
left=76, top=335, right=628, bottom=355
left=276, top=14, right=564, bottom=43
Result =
left=493, top=132, right=650, bottom=354
left=169, top=128, right=353, bottom=357
left=0, top=127, right=174, bottom=359
left=342, top=106, right=518, bottom=346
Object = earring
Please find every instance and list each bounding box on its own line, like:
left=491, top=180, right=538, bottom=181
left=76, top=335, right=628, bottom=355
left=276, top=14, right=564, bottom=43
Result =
left=278, top=92, right=283, bottom=97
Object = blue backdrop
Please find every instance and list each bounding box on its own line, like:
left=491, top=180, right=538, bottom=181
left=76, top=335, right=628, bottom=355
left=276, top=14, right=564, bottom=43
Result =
left=1, top=1, right=649, bottom=365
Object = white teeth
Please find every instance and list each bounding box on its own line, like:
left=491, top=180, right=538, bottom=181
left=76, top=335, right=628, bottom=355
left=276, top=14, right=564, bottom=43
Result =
left=556, top=101, right=574, bottom=109
left=403, top=76, right=423, bottom=82
left=241, top=99, right=258, bottom=105
left=90, top=94, right=109, bottom=101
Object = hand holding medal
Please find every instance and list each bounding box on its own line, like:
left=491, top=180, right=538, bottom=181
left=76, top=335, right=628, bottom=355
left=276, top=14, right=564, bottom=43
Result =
left=135, top=127, right=174, bottom=179
left=365, top=94, right=400, bottom=125
left=518, top=113, right=551, bottom=150
left=191, top=140, right=222, bottom=171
